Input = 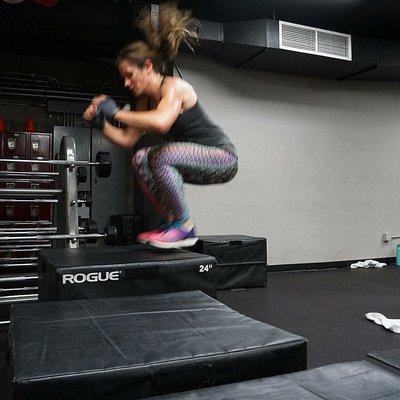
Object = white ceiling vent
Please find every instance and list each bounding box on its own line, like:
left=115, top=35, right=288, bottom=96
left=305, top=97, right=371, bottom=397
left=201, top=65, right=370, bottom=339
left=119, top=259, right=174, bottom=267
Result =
left=279, top=21, right=352, bottom=61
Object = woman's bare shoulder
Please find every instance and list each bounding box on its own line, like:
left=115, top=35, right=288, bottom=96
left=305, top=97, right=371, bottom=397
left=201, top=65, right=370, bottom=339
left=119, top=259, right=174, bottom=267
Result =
left=162, top=76, right=197, bottom=108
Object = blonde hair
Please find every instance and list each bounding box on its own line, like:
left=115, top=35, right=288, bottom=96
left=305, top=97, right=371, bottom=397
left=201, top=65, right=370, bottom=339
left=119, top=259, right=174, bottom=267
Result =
left=117, top=2, right=198, bottom=73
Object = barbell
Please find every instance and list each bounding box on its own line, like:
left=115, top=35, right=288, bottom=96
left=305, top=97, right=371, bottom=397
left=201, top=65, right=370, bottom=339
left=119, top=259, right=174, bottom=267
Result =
left=0, top=151, right=112, bottom=178
left=0, top=226, right=117, bottom=246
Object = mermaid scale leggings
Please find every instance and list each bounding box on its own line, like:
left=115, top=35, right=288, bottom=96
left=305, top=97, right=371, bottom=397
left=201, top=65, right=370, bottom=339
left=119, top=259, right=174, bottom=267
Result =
left=132, top=142, right=238, bottom=221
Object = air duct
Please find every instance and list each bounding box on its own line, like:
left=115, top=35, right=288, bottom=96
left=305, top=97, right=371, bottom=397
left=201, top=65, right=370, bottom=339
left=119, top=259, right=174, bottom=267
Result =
left=193, top=18, right=379, bottom=80
left=351, top=40, right=400, bottom=81
left=279, top=21, right=352, bottom=61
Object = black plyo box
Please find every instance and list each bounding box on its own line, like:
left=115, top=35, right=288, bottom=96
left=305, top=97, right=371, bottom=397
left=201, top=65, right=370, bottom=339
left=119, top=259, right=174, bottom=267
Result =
left=38, top=245, right=217, bottom=301
left=9, top=291, right=307, bottom=400
left=189, top=235, right=267, bottom=289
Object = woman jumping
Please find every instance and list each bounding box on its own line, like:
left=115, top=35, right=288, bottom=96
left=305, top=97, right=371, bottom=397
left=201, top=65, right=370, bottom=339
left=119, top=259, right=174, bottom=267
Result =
left=83, top=3, right=238, bottom=249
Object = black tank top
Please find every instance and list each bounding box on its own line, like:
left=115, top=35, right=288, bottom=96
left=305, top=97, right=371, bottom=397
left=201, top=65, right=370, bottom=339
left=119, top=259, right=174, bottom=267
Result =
left=165, top=101, right=237, bottom=156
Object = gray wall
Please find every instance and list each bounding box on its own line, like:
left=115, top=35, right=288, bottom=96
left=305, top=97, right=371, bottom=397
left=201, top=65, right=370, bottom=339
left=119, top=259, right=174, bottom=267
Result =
left=177, top=53, right=400, bottom=265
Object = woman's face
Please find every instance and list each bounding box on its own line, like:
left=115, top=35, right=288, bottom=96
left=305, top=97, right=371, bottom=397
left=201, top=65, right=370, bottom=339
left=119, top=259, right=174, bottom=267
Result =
left=118, top=59, right=151, bottom=97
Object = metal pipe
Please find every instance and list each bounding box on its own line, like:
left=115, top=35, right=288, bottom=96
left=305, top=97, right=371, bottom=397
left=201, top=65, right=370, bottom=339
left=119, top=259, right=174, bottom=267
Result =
left=0, top=287, right=38, bottom=293
left=0, top=227, right=56, bottom=233
left=0, top=275, right=37, bottom=283
left=0, top=188, right=63, bottom=196
left=0, top=71, right=60, bottom=88
left=0, top=158, right=97, bottom=166
left=382, top=233, right=400, bottom=243
left=0, top=244, right=50, bottom=249
left=0, top=263, right=38, bottom=267
left=0, top=233, right=104, bottom=242
left=0, top=171, right=59, bottom=177
left=0, top=252, right=40, bottom=255
left=0, top=294, right=38, bottom=304
left=89, top=121, right=93, bottom=220
left=0, top=178, right=54, bottom=183
left=0, top=85, right=128, bottom=102
left=0, top=79, right=53, bottom=90
left=58, top=136, right=79, bottom=249
left=0, top=257, right=38, bottom=266
left=0, top=220, right=53, bottom=227
left=0, top=198, right=58, bottom=203
left=0, top=100, right=46, bottom=107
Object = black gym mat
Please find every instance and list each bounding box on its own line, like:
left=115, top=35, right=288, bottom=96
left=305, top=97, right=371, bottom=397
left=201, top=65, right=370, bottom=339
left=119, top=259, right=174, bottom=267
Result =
left=9, top=291, right=307, bottom=400
left=369, top=348, right=400, bottom=370
left=38, top=244, right=218, bottom=300
left=147, top=361, right=400, bottom=400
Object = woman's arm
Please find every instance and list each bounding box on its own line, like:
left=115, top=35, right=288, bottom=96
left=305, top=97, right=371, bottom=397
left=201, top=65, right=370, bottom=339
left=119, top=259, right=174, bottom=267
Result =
left=100, top=96, right=149, bottom=149
left=114, top=80, right=183, bottom=135
left=101, top=123, right=143, bottom=149
left=83, top=96, right=148, bottom=149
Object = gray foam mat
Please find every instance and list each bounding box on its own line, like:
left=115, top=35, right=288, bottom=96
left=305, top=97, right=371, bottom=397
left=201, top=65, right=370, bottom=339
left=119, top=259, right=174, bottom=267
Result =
left=369, top=348, right=400, bottom=370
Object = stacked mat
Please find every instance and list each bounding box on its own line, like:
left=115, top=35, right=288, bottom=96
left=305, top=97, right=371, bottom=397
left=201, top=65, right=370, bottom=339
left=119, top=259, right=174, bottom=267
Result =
left=9, top=291, right=307, bottom=400
left=145, top=361, right=400, bottom=400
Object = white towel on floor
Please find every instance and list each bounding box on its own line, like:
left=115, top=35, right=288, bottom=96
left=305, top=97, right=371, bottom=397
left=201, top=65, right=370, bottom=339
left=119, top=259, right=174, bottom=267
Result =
left=365, top=312, right=400, bottom=334
left=350, top=260, right=387, bottom=269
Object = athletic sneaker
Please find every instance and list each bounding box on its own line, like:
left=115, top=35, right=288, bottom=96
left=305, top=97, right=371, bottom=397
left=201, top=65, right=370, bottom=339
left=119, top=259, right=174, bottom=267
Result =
left=136, top=228, right=163, bottom=244
left=136, top=221, right=174, bottom=244
left=148, top=225, right=198, bottom=249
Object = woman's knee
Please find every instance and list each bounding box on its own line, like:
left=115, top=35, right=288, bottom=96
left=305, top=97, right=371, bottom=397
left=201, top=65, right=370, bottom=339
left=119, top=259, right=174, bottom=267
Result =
left=132, top=148, right=149, bottom=171
left=221, top=161, right=239, bottom=183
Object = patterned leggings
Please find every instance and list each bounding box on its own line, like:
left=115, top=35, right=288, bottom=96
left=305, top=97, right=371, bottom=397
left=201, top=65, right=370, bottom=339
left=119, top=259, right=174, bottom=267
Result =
left=132, top=142, right=238, bottom=221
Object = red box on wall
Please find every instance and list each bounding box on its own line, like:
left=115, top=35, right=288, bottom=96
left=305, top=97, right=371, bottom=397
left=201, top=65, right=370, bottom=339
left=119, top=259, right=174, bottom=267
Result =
left=0, top=178, right=54, bottom=189
left=27, top=133, right=52, bottom=160
left=0, top=161, right=27, bottom=173
left=0, top=249, right=39, bottom=260
left=27, top=162, right=52, bottom=173
left=0, top=202, right=52, bottom=221
left=3, top=132, right=27, bottom=158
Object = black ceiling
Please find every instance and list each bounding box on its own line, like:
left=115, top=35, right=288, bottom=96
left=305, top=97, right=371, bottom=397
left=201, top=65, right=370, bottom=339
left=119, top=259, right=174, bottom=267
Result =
left=0, top=0, right=139, bottom=61
left=180, top=0, right=400, bottom=40
left=0, top=0, right=399, bottom=62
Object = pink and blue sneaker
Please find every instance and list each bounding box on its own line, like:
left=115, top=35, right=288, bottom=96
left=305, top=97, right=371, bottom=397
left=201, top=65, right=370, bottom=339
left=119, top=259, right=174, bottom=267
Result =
left=148, top=223, right=198, bottom=249
left=136, top=221, right=175, bottom=244
left=136, top=228, right=163, bottom=244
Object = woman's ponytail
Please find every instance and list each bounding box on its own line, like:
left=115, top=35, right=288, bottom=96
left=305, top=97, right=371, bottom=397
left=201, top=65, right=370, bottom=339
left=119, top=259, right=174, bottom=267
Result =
left=117, top=2, right=198, bottom=73
left=137, top=2, right=198, bottom=61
